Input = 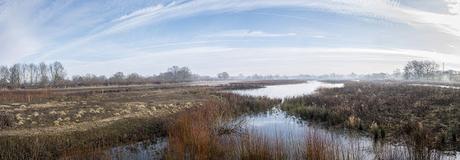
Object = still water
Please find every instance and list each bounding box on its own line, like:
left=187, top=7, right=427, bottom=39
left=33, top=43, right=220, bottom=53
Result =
left=231, top=81, right=343, bottom=99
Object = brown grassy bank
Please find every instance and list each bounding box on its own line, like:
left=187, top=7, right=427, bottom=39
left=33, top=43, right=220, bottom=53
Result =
left=219, top=80, right=306, bottom=90
left=0, top=116, right=167, bottom=159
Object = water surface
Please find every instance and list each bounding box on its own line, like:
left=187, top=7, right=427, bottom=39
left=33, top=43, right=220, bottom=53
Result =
left=232, top=81, right=343, bottom=99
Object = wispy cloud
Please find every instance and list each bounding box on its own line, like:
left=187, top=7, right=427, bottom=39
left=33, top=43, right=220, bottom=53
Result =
left=104, top=0, right=460, bottom=38
left=203, top=30, right=297, bottom=38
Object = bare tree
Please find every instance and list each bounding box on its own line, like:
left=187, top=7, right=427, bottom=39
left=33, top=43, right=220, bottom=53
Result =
left=38, top=62, right=49, bottom=87
left=50, top=62, right=66, bottom=86
left=32, top=64, right=39, bottom=85
left=0, top=66, right=10, bottom=88
left=21, top=64, right=28, bottom=86
left=159, top=66, right=192, bottom=82
left=109, top=72, right=125, bottom=85
left=127, top=73, right=143, bottom=84
left=404, top=60, right=439, bottom=80
left=217, top=72, right=230, bottom=79
left=176, top=67, right=192, bottom=81
left=27, top=64, right=39, bottom=86
left=72, top=75, right=84, bottom=86
left=9, top=64, right=21, bottom=88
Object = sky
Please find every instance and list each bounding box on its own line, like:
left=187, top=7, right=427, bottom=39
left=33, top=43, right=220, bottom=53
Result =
left=0, top=0, right=459, bottom=76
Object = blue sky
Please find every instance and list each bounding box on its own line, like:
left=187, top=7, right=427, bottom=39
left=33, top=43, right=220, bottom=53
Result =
left=1, top=0, right=460, bottom=76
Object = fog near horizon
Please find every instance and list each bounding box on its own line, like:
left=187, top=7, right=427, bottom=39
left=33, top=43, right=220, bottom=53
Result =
left=1, top=0, right=460, bottom=76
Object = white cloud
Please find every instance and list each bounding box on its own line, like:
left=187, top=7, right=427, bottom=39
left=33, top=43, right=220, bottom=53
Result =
left=446, top=0, right=460, bottom=14
left=204, top=30, right=297, bottom=38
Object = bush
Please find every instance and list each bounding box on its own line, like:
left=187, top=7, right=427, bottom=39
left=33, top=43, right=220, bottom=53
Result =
left=0, top=112, right=13, bottom=129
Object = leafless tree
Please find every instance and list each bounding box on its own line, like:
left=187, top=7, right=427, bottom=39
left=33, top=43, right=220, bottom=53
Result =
left=127, top=73, right=143, bottom=84
left=403, top=60, right=439, bottom=80
left=38, top=62, right=49, bottom=87
left=9, top=64, right=21, bottom=88
left=50, top=62, right=66, bottom=86
left=26, top=64, right=39, bottom=86
left=0, top=66, right=10, bottom=88
left=217, top=72, right=230, bottom=79
left=159, top=66, right=192, bottom=82
left=21, top=64, right=28, bottom=86
left=109, top=72, right=125, bottom=85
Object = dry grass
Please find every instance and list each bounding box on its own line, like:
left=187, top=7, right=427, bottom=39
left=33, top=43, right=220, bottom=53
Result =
left=219, top=80, right=306, bottom=90
left=0, top=116, right=167, bottom=159
left=0, top=112, right=13, bottom=129
left=165, top=93, right=280, bottom=159
left=0, top=84, right=214, bottom=159
left=282, top=81, right=460, bottom=152
left=165, top=94, right=370, bottom=160
left=0, top=86, right=209, bottom=134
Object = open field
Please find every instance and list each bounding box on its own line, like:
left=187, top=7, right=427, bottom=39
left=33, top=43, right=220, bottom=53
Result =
left=0, top=84, right=213, bottom=136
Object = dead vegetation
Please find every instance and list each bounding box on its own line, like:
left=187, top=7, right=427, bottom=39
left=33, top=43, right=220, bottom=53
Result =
left=165, top=93, right=368, bottom=160
left=219, top=80, right=306, bottom=90
left=0, top=85, right=209, bottom=134
left=0, top=112, right=13, bottom=129
left=0, top=83, right=213, bottom=159
left=282, top=81, right=460, bottom=152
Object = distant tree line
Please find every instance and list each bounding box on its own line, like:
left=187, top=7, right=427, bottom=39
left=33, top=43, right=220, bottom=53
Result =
left=0, top=62, right=66, bottom=88
left=71, top=66, right=196, bottom=87
left=0, top=62, right=201, bottom=89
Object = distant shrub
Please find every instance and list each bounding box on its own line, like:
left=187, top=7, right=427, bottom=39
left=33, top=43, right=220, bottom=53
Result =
left=369, top=122, right=385, bottom=140
left=0, top=112, right=14, bottom=129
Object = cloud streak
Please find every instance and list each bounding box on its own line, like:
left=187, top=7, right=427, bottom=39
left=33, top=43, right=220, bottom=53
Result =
left=203, top=30, right=297, bottom=38
left=103, top=0, right=460, bottom=38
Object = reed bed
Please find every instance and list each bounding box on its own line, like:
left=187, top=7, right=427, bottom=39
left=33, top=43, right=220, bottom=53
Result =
left=165, top=93, right=372, bottom=160
left=0, top=117, right=167, bottom=159
left=282, top=81, right=460, bottom=153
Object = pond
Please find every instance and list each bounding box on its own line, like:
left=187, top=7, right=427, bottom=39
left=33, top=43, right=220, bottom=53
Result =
left=231, top=81, right=343, bottom=99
